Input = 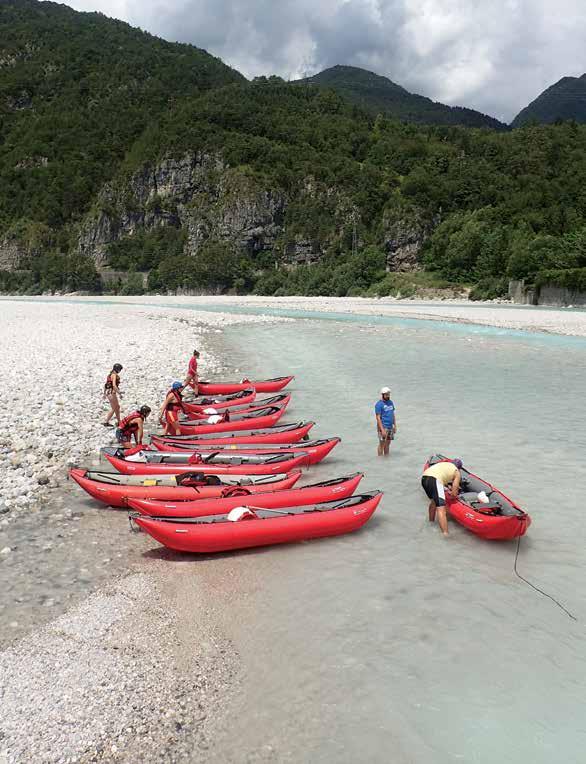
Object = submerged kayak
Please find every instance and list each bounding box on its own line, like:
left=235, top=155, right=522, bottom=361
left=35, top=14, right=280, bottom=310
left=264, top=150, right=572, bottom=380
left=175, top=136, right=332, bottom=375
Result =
left=69, top=468, right=301, bottom=508
left=151, top=421, right=315, bottom=446
left=131, top=491, right=382, bottom=554
left=423, top=455, right=531, bottom=540
left=175, top=406, right=286, bottom=435
left=150, top=437, right=341, bottom=465
left=198, top=376, right=294, bottom=395
left=104, top=448, right=310, bottom=475
left=181, top=394, right=291, bottom=420
left=128, top=473, right=364, bottom=518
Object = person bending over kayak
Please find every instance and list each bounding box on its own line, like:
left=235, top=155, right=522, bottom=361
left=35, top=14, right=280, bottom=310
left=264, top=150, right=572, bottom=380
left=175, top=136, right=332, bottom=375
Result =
left=103, top=363, right=123, bottom=428
left=159, top=381, right=185, bottom=436
left=421, top=458, right=463, bottom=537
left=375, top=387, right=397, bottom=456
left=184, top=349, right=200, bottom=394
left=116, top=406, right=151, bottom=448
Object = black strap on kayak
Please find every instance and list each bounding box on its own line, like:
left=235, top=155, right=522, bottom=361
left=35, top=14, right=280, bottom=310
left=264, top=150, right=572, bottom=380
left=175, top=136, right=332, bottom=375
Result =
left=513, top=533, right=577, bottom=621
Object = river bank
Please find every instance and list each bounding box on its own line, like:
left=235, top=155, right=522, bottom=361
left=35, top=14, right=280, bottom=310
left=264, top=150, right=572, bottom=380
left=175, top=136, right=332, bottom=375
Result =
left=0, top=299, right=288, bottom=763
left=7, top=294, right=585, bottom=337
left=2, top=296, right=586, bottom=762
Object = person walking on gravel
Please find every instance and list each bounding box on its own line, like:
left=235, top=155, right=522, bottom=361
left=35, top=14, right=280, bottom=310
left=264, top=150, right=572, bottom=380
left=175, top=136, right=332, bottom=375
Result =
left=184, top=349, right=200, bottom=394
left=103, top=363, right=123, bottom=428
left=375, top=386, right=397, bottom=456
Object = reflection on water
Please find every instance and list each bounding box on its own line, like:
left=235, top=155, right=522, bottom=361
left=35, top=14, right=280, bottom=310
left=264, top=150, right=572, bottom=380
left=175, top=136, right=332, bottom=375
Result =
left=194, top=319, right=586, bottom=764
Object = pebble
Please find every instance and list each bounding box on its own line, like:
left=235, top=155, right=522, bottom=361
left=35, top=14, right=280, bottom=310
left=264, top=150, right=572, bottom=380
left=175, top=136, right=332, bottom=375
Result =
left=0, top=300, right=284, bottom=522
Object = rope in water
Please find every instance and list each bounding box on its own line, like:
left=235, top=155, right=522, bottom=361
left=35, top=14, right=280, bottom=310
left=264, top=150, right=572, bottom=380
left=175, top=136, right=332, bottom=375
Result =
left=513, top=532, right=577, bottom=621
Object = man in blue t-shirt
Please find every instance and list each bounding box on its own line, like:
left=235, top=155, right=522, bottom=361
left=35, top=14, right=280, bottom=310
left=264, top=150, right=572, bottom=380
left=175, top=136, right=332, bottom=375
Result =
left=375, top=386, right=397, bottom=457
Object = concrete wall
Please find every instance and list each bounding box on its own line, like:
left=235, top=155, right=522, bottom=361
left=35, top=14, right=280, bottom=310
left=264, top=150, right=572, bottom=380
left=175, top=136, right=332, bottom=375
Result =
left=538, top=286, right=586, bottom=307
left=509, top=279, right=586, bottom=307
left=508, top=280, right=538, bottom=305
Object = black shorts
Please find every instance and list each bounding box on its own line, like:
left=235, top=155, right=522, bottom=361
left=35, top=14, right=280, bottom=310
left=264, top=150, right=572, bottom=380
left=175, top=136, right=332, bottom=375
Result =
left=421, top=476, right=446, bottom=507
left=115, top=428, right=126, bottom=443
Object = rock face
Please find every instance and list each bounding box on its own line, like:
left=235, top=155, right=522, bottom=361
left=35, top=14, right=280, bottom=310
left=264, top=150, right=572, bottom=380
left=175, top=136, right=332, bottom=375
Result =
left=77, top=152, right=346, bottom=266
left=0, top=236, right=31, bottom=270
left=383, top=211, right=432, bottom=272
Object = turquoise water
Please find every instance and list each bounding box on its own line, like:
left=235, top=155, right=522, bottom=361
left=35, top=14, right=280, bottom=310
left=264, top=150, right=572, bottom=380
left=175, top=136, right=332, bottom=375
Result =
left=192, top=318, right=586, bottom=764
left=4, top=295, right=586, bottom=347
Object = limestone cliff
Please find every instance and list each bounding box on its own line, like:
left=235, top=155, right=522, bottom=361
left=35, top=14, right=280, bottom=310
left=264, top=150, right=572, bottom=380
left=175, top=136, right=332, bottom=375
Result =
left=76, top=152, right=354, bottom=267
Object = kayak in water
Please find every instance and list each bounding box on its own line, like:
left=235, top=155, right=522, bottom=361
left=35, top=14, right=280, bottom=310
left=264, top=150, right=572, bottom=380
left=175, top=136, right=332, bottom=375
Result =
left=150, top=437, right=341, bottom=465
left=69, top=468, right=301, bottom=508
left=198, top=376, right=294, bottom=395
left=103, top=448, right=310, bottom=475
left=128, top=473, right=364, bottom=518
left=150, top=421, right=315, bottom=446
left=130, top=491, right=383, bottom=554
left=423, top=455, right=531, bottom=540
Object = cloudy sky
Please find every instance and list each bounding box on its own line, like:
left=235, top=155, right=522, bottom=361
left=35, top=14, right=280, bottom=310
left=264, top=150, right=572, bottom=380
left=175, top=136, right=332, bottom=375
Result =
left=56, top=0, right=586, bottom=122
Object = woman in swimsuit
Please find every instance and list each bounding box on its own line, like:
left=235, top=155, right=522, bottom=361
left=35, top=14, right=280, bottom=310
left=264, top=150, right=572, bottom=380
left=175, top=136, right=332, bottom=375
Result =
left=103, top=363, right=123, bottom=428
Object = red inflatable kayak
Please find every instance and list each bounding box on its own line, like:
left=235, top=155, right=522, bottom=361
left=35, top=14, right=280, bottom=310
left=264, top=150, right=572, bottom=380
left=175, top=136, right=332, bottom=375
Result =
left=128, top=472, right=364, bottom=518
left=181, top=394, right=291, bottom=420
left=151, top=421, right=315, bottom=446
left=198, top=376, right=294, bottom=395
left=183, top=388, right=256, bottom=412
left=104, top=448, right=310, bottom=475
left=175, top=406, right=285, bottom=435
left=131, top=491, right=382, bottom=554
left=69, top=468, right=301, bottom=508
left=150, top=437, right=341, bottom=465
left=423, top=455, right=531, bottom=540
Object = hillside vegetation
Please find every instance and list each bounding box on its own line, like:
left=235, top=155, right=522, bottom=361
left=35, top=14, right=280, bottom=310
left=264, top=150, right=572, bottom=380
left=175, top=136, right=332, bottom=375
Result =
left=1, top=0, right=586, bottom=299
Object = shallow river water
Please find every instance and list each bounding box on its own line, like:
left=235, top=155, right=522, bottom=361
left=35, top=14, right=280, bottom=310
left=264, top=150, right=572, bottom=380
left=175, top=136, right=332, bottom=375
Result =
left=4, top=301, right=586, bottom=763
left=185, top=312, right=586, bottom=764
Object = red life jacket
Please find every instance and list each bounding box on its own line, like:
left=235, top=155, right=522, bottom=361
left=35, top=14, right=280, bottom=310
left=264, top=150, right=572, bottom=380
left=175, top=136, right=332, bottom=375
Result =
left=104, top=372, right=120, bottom=391
left=119, top=411, right=141, bottom=435
left=166, top=387, right=185, bottom=412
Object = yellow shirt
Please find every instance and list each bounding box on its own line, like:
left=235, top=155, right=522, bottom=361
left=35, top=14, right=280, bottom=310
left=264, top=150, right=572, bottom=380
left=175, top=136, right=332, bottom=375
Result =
left=422, top=462, right=458, bottom=485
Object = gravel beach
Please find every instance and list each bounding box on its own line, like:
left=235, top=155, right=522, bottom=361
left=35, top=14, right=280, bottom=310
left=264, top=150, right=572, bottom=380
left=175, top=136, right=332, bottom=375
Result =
left=1, top=294, right=584, bottom=762
left=0, top=299, right=288, bottom=763
left=87, top=294, right=586, bottom=337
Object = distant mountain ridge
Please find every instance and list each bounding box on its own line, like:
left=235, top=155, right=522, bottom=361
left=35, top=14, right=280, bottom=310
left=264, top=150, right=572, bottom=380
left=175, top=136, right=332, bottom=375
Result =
left=294, top=65, right=507, bottom=130
left=511, top=74, right=586, bottom=127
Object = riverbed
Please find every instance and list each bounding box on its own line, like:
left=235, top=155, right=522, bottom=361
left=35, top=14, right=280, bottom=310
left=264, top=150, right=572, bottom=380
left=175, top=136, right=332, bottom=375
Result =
left=1, top=298, right=585, bottom=763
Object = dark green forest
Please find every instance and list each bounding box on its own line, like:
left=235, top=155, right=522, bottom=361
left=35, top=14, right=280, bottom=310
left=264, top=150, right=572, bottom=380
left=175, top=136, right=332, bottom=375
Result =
left=1, top=0, right=586, bottom=298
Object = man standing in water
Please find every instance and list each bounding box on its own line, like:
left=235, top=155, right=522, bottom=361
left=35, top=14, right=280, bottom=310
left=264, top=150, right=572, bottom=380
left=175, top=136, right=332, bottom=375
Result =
left=421, top=459, right=463, bottom=537
left=375, top=386, right=397, bottom=456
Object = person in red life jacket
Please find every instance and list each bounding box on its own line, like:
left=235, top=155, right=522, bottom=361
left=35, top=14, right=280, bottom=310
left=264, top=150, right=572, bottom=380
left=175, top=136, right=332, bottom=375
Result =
left=159, top=381, right=185, bottom=436
left=102, top=363, right=123, bottom=428
left=115, top=406, right=151, bottom=447
left=184, top=349, right=200, bottom=394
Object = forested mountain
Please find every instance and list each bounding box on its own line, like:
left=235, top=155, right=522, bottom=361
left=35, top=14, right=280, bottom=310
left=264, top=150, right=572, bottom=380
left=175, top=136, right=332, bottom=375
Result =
left=1, top=0, right=586, bottom=300
left=512, top=74, right=586, bottom=127
left=0, top=0, right=242, bottom=249
left=294, top=66, right=506, bottom=130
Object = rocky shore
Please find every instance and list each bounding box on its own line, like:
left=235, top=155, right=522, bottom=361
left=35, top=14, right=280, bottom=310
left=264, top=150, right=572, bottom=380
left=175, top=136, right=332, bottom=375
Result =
left=0, top=300, right=289, bottom=522
left=0, top=299, right=289, bottom=763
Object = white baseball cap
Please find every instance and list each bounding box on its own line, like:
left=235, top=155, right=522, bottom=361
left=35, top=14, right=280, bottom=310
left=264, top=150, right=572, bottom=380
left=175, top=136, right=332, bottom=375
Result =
left=380, top=386, right=391, bottom=394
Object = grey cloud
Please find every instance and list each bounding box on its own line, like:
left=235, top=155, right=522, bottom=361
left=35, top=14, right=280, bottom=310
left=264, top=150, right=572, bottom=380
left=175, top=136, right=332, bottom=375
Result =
left=66, top=0, right=586, bottom=122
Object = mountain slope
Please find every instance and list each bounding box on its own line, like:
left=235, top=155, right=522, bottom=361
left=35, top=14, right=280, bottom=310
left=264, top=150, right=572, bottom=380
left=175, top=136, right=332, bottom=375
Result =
left=511, top=74, right=586, bottom=127
left=0, top=0, right=243, bottom=235
left=293, top=65, right=506, bottom=130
